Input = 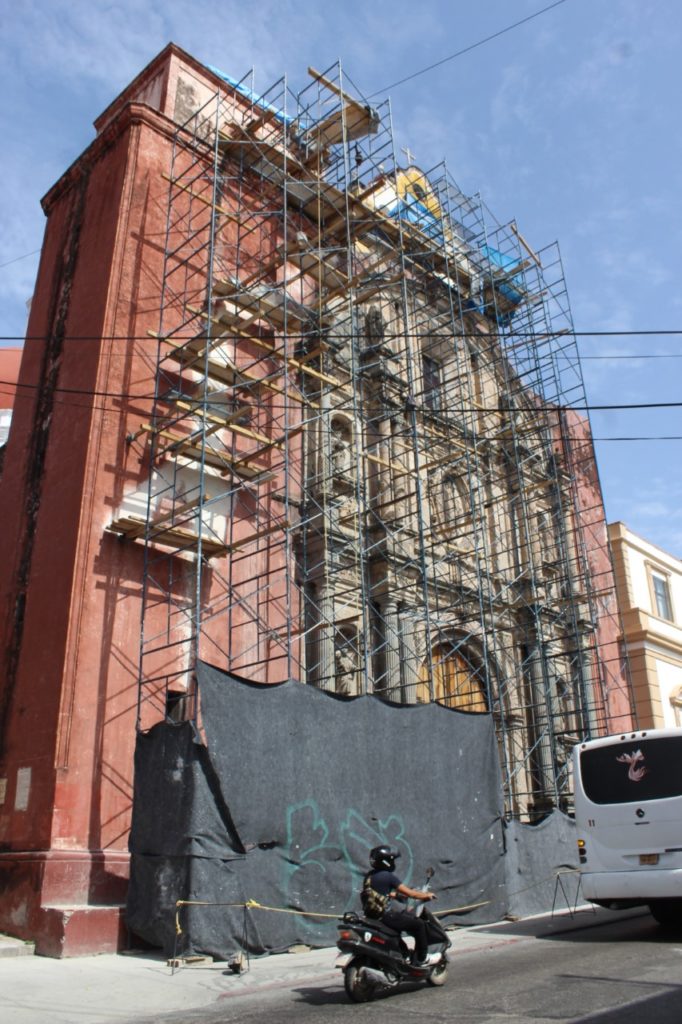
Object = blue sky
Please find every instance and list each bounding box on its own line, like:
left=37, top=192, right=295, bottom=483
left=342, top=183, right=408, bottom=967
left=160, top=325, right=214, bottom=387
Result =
left=2, top=0, right=681, bottom=554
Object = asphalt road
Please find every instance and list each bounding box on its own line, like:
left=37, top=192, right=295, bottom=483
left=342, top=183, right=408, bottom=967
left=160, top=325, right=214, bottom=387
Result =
left=128, top=912, right=682, bottom=1024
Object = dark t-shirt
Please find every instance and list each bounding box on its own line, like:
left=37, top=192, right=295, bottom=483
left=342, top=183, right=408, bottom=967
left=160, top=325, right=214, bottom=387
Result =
left=368, top=869, right=401, bottom=896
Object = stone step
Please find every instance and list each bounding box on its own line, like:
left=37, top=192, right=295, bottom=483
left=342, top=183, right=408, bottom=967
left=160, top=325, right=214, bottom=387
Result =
left=0, top=933, right=35, bottom=958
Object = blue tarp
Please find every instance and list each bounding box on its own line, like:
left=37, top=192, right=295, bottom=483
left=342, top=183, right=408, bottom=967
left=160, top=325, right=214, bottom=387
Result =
left=208, top=64, right=298, bottom=128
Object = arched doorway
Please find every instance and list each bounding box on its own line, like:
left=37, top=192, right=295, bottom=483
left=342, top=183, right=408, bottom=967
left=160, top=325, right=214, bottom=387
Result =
left=417, top=642, right=488, bottom=712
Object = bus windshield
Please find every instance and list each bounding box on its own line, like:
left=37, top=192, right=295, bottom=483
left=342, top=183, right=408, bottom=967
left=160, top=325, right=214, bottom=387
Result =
left=579, top=735, right=682, bottom=805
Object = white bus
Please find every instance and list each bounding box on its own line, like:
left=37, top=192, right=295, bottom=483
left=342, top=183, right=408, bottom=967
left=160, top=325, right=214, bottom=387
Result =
left=573, top=727, right=682, bottom=926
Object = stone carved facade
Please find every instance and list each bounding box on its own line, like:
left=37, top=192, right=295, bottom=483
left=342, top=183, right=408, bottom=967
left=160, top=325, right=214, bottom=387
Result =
left=299, top=267, right=616, bottom=817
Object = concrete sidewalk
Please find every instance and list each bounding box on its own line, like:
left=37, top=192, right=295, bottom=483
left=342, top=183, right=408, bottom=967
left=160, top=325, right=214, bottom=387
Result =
left=0, top=906, right=647, bottom=1024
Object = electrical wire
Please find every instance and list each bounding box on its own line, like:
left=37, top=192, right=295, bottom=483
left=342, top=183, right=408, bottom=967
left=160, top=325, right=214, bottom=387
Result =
left=0, top=249, right=41, bottom=270
left=3, top=330, right=682, bottom=343
left=0, top=376, right=681, bottom=414
left=371, top=0, right=572, bottom=96
left=0, top=381, right=678, bottom=444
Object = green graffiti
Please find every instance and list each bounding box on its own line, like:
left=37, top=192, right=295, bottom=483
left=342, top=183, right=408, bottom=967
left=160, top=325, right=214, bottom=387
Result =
left=283, top=800, right=414, bottom=937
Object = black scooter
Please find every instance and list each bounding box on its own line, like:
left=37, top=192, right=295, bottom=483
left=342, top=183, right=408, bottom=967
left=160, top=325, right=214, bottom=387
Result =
left=335, top=867, right=451, bottom=1002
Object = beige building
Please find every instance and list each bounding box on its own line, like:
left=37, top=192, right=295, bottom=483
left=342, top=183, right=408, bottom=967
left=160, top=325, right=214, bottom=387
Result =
left=608, top=521, right=682, bottom=728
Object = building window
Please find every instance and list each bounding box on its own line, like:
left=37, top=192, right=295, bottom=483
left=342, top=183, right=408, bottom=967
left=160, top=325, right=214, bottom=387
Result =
left=422, top=354, right=441, bottom=412
left=651, top=570, right=674, bottom=622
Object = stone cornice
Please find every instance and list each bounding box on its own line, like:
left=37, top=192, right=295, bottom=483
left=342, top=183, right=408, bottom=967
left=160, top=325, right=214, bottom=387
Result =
left=623, top=625, right=682, bottom=661
left=41, top=102, right=178, bottom=215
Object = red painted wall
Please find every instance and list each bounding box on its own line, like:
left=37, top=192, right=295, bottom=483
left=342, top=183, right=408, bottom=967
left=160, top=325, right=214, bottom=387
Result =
left=0, top=68, right=181, bottom=956
left=558, top=408, right=634, bottom=730
left=0, top=44, right=303, bottom=956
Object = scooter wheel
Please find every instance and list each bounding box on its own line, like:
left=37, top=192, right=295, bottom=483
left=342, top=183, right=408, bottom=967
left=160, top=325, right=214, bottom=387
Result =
left=427, top=962, right=448, bottom=986
left=344, top=957, right=376, bottom=1002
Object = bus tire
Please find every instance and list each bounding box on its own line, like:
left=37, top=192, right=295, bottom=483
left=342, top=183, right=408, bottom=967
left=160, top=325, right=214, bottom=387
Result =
left=648, top=899, right=682, bottom=928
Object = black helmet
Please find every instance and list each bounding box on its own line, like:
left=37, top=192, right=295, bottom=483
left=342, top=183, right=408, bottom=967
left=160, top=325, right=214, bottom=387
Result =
left=370, top=845, right=400, bottom=871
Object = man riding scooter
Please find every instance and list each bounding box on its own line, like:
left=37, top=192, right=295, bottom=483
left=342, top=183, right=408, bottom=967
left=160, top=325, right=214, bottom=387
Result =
left=362, top=845, right=441, bottom=967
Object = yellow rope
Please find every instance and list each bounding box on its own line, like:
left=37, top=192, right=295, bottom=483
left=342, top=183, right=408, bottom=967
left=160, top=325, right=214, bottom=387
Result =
left=174, top=895, right=495, bottom=934
left=173, top=869, right=581, bottom=935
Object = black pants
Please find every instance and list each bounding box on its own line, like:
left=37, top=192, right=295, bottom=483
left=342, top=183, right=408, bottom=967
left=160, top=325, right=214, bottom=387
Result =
left=381, top=908, right=428, bottom=961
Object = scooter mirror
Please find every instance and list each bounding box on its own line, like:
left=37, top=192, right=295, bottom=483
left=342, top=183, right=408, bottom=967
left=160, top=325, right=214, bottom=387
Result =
left=425, top=866, right=435, bottom=880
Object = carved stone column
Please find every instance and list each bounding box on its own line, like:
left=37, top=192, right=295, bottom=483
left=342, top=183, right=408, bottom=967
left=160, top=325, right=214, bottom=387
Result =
left=526, top=643, right=556, bottom=814
left=399, top=609, right=421, bottom=703
left=382, top=597, right=401, bottom=698
left=317, top=584, right=336, bottom=691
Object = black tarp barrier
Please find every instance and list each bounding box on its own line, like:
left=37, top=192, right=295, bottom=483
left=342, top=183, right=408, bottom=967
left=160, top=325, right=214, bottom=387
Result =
left=127, top=662, right=579, bottom=958
left=504, top=811, right=579, bottom=918
left=128, top=661, right=509, bottom=958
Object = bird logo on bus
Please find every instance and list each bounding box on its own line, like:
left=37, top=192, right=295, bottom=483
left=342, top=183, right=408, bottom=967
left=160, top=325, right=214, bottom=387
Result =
left=616, top=750, right=648, bottom=782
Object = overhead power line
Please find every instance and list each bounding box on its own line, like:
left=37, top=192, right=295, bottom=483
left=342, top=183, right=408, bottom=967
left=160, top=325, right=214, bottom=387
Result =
left=372, top=0, right=571, bottom=95
left=0, top=249, right=41, bottom=270
left=3, top=329, right=682, bottom=343
left=594, top=436, right=682, bottom=442
left=1, top=376, right=682, bottom=414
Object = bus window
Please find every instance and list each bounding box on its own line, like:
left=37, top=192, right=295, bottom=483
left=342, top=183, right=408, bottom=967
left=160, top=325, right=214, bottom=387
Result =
left=580, top=736, right=682, bottom=805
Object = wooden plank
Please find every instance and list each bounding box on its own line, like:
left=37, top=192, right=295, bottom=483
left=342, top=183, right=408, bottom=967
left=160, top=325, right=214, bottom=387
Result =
left=217, top=124, right=311, bottom=181
left=305, top=67, right=378, bottom=144
left=280, top=244, right=348, bottom=291
left=164, top=342, right=245, bottom=388
left=115, top=493, right=214, bottom=541
left=307, top=66, right=363, bottom=107
left=187, top=304, right=342, bottom=398
left=178, top=442, right=274, bottom=480
left=107, top=515, right=227, bottom=557
left=144, top=422, right=273, bottom=480
left=173, top=399, right=275, bottom=447
left=230, top=424, right=304, bottom=466
left=214, top=286, right=306, bottom=329
left=245, top=108, right=283, bottom=134
left=186, top=307, right=320, bottom=409
left=303, top=104, right=375, bottom=148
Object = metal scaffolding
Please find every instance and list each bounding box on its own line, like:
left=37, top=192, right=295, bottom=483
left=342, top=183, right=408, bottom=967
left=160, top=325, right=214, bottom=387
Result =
left=117, top=61, right=631, bottom=820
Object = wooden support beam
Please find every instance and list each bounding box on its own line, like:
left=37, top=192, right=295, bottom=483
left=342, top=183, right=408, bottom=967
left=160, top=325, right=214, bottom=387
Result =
left=237, top=332, right=343, bottom=388
left=148, top=419, right=221, bottom=454
left=368, top=488, right=420, bottom=510
left=296, top=344, right=326, bottom=364
left=510, top=221, right=542, bottom=267
left=307, top=66, right=361, bottom=107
